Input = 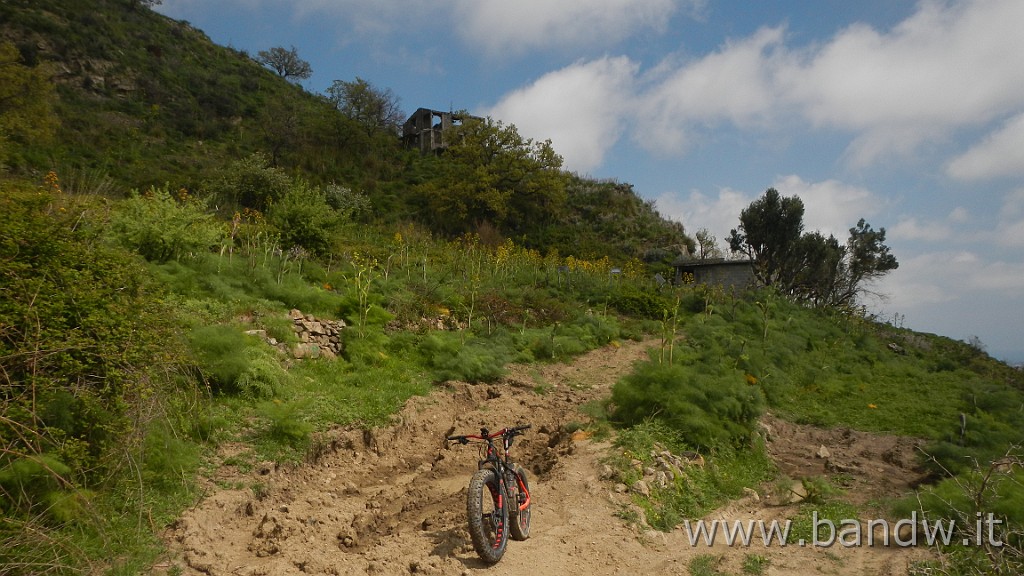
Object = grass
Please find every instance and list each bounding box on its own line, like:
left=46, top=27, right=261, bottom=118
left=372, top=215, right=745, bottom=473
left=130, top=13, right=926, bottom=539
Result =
left=742, top=554, right=770, bottom=575
left=786, top=501, right=863, bottom=546
left=689, top=554, right=728, bottom=576
left=603, top=421, right=775, bottom=532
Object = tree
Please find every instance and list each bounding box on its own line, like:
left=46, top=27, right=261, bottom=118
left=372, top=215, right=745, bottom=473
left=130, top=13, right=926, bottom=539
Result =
left=833, top=219, right=899, bottom=306
left=729, top=189, right=898, bottom=307
left=0, top=41, right=57, bottom=165
left=792, top=231, right=845, bottom=306
left=413, top=117, right=567, bottom=236
left=259, top=95, right=303, bottom=166
left=694, top=228, right=724, bottom=260
left=325, top=77, right=404, bottom=138
left=256, top=46, right=312, bottom=82
left=728, top=188, right=805, bottom=289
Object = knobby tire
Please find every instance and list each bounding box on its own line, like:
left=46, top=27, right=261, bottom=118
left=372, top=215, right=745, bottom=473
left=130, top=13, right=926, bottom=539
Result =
left=466, top=468, right=508, bottom=564
left=508, top=464, right=531, bottom=541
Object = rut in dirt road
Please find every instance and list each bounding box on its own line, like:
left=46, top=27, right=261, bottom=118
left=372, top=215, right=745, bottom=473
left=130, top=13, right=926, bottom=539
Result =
left=160, top=337, right=933, bottom=576
left=161, top=339, right=656, bottom=576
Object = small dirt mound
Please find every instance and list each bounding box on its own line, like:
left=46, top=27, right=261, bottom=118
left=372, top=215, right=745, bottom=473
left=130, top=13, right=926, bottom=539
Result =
left=762, top=414, right=930, bottom=507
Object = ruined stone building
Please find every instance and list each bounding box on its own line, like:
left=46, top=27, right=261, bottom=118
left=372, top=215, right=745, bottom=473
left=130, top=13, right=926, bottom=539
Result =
left=402, top=108, right=482, bottom=154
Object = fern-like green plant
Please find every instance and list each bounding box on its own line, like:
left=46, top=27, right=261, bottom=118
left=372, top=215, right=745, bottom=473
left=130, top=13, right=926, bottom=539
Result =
left=109, top=184, right=223, bottom=262
left=611, top=360, right=765, bottom=450
left=188, top=325, right=284, bottom=397
left=420, top=332, right=508, bottom=383
left=258, top=400, right=313, bottom=448
left=235, top=347, right=288, bottom=399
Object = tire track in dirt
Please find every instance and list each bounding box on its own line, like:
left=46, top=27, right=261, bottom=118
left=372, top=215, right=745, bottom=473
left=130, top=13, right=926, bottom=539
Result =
left=156, top=339, right=934, bottom=575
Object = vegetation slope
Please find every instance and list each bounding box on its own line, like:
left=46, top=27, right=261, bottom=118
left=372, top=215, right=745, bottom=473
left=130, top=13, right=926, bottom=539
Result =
left=1, top=1, right=1021, bottom=575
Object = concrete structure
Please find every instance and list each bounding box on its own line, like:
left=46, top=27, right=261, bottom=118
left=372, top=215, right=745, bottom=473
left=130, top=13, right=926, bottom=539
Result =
left=401, top=108, right=482, bottom=154
left=672, top=257, right=755, bottom=290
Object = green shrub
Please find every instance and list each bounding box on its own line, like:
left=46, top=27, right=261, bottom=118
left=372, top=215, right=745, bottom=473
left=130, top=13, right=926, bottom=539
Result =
left=1, top=186, right=187, bottom=490
left=259, top=313, right=299, bottom=345
left=786, top=500, right=861, bottom=545
left=742, top=554, right=770, bottom=576
left=528, top=315, right=621, bottom=361
left=209, top=152, right=291, bottom=212
left=611, top=360, right=765, bottom=450
left=420, top=332, right=509, bottom=383
left=188, top=325, right=285, bottom=397
left=689, top=554, right=726, bottom=576
left=258, top=400, right=313, bottom=448
left=109, top=185, right=223, bottom=262
left=568, top=313, right=621, bottom=345
left=922, top=384, right=1024, bottom=476
left=235, top=347, right=289, bottom=399
left=608, top=289, right=671, bottom=319
left=266, top=181, right=341, bottom=255
left=188, top=409, right=231, bottom=444
left=341, top=329, right=392, bottom=368
left=608, top=421, right=772, bottom=531
left=899, top=466, right=1024, bottom=565
left=0, top=454, right=72, bottom=520
left=161, top=252, right=345, bottom=317
left=141, top=423, right=201, bottom=492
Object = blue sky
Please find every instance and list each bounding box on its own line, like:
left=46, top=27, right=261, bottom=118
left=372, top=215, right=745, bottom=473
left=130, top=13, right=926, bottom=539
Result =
left=155, top=0, right=1024, bottom=363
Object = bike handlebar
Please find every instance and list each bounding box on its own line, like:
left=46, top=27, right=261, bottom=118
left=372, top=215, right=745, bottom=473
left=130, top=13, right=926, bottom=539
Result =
left=447, top=424, right=531, bottom=444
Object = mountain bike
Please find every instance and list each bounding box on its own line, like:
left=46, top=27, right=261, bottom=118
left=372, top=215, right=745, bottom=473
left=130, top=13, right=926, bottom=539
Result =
left=446, top=424, right=532, bottom=564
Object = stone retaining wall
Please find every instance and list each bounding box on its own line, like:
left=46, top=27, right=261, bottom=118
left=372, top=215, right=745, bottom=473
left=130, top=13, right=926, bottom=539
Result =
left=288, top=309, right=345, bottom=360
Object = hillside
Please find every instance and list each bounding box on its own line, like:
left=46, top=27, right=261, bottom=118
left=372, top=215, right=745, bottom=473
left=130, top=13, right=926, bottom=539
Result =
left=1, top=2, right=1023, bottom=576
left=0, top=0, right=690, bottom=266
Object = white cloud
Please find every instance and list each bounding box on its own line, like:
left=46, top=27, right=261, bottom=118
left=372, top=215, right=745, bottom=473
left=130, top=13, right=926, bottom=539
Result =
left=890, top=217, right=953, bottom=243
left=873, top=251, right=1024, bottom=361
left=770, top=175, right=882, bottom=239
left=781, top=0, right=1024, bottom=165
left=949, top=207, right=970, bottom=223
left=633, top=26, right=789, bottom=155
left=995, top=189, right=1024, bottom=248
left=878, top=248, right=1024, bottom=314
left=652, top=175, right=882, bottom=249
left=164, top=0, right=706, bottom=56
left=484, top=57, right=639, bottom=172
left=947, top=113, right=1024, bottom=180
left=654, top=187, right=751, bottom=242
left=967, top=260, right=1024, bottom=292
left=451, top=0, right=685, bottom=57
left=889, top=206, right=971, bottom=243
left=600, top=0, right=1024, bottom=166
left=876, top=250, right=975, bottom=314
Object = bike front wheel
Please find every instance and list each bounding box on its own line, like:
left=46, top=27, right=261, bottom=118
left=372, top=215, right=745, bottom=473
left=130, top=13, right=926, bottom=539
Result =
left=466, top=468, right=508, bottom=563
left=508, top=464, right=531, bottom=541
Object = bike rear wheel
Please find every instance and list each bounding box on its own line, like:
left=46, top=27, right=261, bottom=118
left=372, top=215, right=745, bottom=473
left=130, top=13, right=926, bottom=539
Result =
left=508, top=464, right=531, bottom=541
left=466, top=468, right=508, bottom=563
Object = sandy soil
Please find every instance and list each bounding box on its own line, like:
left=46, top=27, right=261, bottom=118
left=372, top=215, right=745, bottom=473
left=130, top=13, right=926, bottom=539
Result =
left=154, top=339, right=935, bottom=575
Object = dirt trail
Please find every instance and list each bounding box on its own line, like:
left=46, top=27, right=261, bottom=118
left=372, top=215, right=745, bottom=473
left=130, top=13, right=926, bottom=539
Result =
left=156, top=339, right=934, bottom=576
